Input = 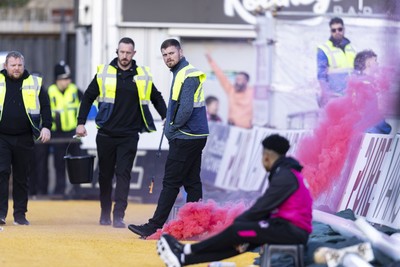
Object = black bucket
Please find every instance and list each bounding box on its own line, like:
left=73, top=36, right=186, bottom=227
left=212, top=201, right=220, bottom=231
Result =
left=64, top=155, right=96, bottom=184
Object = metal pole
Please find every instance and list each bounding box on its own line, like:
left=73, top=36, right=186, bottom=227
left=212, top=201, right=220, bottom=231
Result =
left=253, top=9, right=275, bottom=127
left=60, top=8, right=67, bottom=61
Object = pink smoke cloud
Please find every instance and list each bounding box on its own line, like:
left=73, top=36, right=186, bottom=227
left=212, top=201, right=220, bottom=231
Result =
left=147, top=200, right=247, bottom=240
left=296, top=72, right=391, bottom=199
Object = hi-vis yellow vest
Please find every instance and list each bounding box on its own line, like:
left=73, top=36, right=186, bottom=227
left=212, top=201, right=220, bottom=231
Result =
left=0, top=73, right=42, bottom=138
left=318, top=40, right=356, bottom=74
left=48, top=83, right=80, bottom=132
left=95, top=64, right=156, bottom=132
left=170, top=64, right=208, bottom=136
left=171, top=65, right=206, bottom=105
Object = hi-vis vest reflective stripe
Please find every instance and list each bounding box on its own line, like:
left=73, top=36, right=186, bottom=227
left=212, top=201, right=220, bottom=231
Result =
left=171, top=64, right=208, bottom=136
left=48, top=83, right=80, bottom=132
left=0, top=74, right=42, bottom=138
left=96, top=64, right=156, bottom=132
left=318, top=41, right=356, bottom=74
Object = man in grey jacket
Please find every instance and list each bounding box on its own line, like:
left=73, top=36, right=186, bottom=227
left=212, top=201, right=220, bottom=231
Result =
left=128, top=39, right=209, bottom=238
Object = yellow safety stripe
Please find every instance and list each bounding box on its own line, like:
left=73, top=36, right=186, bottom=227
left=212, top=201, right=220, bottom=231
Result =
left=178, top=129, right=209, bottom=137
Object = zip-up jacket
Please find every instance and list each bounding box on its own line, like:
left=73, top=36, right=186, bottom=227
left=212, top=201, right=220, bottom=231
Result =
left=317, top=37, right=356, bottom=95
left=235, top=156, right=313, bottom=233
left=77, top=58, right=167, bottom=137
left=164, top=57, right=209, bottom=140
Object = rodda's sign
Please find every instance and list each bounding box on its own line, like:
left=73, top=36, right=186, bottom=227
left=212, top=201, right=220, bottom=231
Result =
left=121, top=0, right=393, bottom=25
left=225, top=0, right=385, bottom=24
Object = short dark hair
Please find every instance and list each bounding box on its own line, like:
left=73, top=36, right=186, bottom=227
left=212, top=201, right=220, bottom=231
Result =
left=118, top=37, right=135, bottom=48
left=262, top=134, right=290, bottom=155
left=237, top=71, right=250, bottom=82
left=161, top=39, right=181, bottom=50
left=5, top=51, right=24, bottom=64
left=205, top=96, right=219, bottom=106
left=354, top=50, right=377, bottom=73
left=329, top=17, right=344, bottom=27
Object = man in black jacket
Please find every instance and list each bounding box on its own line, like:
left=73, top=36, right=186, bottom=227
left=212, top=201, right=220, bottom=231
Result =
left=157, top=134, right=313, bottom=267
left=76, top=37, right=167, bottom=228
left=0, top=51, right=51, bottom=226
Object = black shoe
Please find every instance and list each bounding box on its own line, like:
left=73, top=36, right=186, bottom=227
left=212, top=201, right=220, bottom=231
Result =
left=0, top=217, right=5, bottom=225
left=128, top=223, right=157, bottom=238
left=99, top=210, right=111, bottom=226
left=157, top=234, right=183, bottom=267
left=99, top=217, right=112, bottom=226
left=14, top=217, right=30, bottom=225
left=113, top=218, right=126, bottom=228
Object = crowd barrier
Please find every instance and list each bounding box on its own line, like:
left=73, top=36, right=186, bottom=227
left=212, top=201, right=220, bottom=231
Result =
left=339, top=134, right=400, bottom=229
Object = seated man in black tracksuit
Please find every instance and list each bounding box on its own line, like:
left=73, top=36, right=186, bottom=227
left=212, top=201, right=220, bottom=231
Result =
left=157, top=134, right=313, bottom=267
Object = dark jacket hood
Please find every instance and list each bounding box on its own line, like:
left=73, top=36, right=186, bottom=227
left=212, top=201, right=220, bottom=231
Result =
left=278, top=156, right=303, bottom=172
left=268, top=156, right=303, bottom=182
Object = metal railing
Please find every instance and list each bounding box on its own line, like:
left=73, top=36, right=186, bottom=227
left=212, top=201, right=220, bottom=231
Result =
left=287, top=110, right=319, bottom=129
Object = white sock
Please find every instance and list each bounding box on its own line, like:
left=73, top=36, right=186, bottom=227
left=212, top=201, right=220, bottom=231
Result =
left=183, top=244, right=192, bottom=255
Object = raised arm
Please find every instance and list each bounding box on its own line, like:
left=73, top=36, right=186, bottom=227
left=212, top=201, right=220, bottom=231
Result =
left=205, top=53, right=234, bottom=94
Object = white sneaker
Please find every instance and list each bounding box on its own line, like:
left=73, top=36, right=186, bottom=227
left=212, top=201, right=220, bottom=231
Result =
left=157, top=235, right=183, bottom=267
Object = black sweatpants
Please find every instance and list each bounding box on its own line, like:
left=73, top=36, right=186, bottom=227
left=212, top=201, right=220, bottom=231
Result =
left=149, top=138, right=207, bottom=228
left=184, top=218, right=309, bottom=265
left=96, top=133, right=139, bottom=219
left=0, top=133, right=34, bottom=220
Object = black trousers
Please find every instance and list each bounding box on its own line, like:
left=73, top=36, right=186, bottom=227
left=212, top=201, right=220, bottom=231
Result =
left=149, top=138, right=207, bottom=228
left=185, top=218, right=309, bottom=265
left=96, top=133, right=139, bottom=219
left=0, top=133, right=34, bottom=220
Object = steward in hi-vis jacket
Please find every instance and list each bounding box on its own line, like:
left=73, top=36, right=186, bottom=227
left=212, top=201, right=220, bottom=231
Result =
left=76, top=37, right=167, bottom=228
left=0, top=51, right=51, bottom=226
left=128, top=38, right=209, bottom=239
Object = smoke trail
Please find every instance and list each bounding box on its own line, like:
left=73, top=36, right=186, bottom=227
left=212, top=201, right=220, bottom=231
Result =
left=296, top=73, right=390, bottom=199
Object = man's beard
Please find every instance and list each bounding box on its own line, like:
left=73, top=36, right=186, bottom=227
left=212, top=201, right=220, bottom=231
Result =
left=234, top=83, right=246, bottom=92
left=332, top=36, right=343, bottom=44
left=166, top=61, right=176, bottom=68
left=119, top=59, right=130, bottom=68
left=8, top=72, right=23, bottom=80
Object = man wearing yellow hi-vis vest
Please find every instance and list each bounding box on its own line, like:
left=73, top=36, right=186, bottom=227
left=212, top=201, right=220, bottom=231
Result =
left=34, top=61, right=83, bottom=198
left=317, top=17, right=356, bottom=107
left=0, top=51, right=51, bottom=226
left=129, top=39, right=209, bottom=238
left=76, top=37, right=167, bottom=228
